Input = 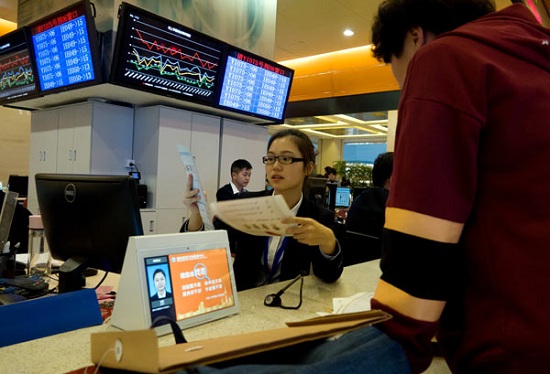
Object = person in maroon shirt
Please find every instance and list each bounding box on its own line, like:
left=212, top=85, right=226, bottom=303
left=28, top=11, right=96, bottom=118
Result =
left=369, top=1, right=550, bottom=373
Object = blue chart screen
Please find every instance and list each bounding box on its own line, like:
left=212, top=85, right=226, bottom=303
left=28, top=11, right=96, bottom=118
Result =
left=32, top=14, right=95, bottom=91
left=0, top=30, right=38, bottom=102
left=113, top=7, right=223, bottom=104
left=218, top=51, right=292, bottom=121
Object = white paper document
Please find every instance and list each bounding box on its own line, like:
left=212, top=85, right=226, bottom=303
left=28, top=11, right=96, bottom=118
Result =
left=210, top=195, right=296, bottom=236
left=176, top=145, right=214, bottom=231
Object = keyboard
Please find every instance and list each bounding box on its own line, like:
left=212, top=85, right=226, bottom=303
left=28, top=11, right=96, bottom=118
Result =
left=0, top=276, right=49, bottom=291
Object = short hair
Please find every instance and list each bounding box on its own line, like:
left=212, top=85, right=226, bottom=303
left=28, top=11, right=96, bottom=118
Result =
left=153, top=268, right=166, bottom=279
left=230, top=159, right=252, bottom=175
left=267, top=129, right=317, bottom=173
left=372, top=152, right=394, bottom=187
left=371, top=0, right=496, bottom=63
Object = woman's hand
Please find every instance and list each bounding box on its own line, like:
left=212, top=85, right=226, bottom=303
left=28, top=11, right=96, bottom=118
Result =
left=183, top=174, right=204, bottom=231
left=281, top=217, right=337, bottom=255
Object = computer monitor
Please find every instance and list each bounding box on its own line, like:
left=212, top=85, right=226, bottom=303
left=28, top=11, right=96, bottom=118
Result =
left=7, top=175, right=28, bottom=197
left=216, top=46, right=294, bottom=122
left=28, top=0, right=103, bottom=95
left=334, top=186, right=352, bottom=208
left=305, top=177, right=327, bottom=207
left=110, top=2, right=225, bottom=107
left=35, top=173, right=144, bottom=293
left=0, top=27, right=41, bottom=106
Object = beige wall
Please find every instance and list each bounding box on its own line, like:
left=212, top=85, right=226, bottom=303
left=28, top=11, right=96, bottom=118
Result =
left=386, top=110, right=398, bottom=152
left=0, top=107, right=31, bottom=188
left=316, top=138, right=342, bottom=175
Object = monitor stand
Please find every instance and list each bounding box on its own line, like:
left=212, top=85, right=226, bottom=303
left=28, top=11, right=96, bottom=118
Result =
left=58, top=256, right=88, bottom=293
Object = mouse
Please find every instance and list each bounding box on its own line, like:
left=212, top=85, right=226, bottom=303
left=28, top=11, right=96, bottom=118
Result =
left=0, top=293, right=27, bottom=306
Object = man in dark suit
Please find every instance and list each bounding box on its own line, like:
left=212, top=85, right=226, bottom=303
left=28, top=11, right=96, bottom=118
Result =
left=216, top=159, right=253, bottom=201
left=345, top=152, right=393, bottom=239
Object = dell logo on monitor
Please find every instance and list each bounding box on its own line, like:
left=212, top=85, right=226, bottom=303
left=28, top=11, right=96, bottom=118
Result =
left=64, top=183, right=77, bottom=203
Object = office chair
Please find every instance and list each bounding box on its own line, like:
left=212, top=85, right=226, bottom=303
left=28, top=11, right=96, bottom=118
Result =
left=342, top=230, right=381, bottom=267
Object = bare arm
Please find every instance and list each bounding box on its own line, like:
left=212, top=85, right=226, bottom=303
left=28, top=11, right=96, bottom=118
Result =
left=182, top=174, right=204, bottom=231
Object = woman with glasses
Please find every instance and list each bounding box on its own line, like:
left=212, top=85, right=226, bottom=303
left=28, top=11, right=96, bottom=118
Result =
left=182, top=129, right=343, bottom=291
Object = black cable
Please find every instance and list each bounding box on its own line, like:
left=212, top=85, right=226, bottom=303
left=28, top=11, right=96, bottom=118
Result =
left=94, top=271, right=109, bottom=289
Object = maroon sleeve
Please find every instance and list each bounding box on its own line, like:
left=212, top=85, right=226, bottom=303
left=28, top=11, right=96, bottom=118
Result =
left=371, top=298, right=439, bottom=374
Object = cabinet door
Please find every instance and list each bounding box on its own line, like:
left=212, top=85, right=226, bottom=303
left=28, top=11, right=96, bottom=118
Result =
left=191, top=113, right=221, bottom=202
left=155, top=208, right=186, bottom=234
left=89, top=102, right=133, bottom=174
left=140, top=210, right=157, bottom=235
left=57, top=104, right=92, bottom=173
left=28, top=110, right=59, bottom=214
left=71, top=119, right=93, bottom=173
left=29, top=110, right=59, bottom=171
left=155, top=107, right=192, bottom=210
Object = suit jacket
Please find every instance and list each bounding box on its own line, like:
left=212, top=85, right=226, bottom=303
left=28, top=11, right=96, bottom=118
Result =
left=345, top=187, right=388, bottom=238
left=214, top=190, right=344, bottom=291
left=150, top=290, right=173, bottom=301
left=216, top=183, right=238, bottom=201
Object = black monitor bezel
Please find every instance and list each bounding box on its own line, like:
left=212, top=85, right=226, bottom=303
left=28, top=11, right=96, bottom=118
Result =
left=35, top=173, right=144, bottom=281
left=28, top=0, right=103, bottom=96
left=0, top=27, right=42, bottom=106
left=110, top=2, right=226, bottom=107
left=215, top=45, right=294, bottom=123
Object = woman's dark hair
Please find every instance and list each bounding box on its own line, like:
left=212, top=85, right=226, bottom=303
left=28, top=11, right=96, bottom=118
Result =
left=153, top=268, right=166, bottom=279
left=371, top=0, right=496, bottom=63
left=267, top=129, right=316, bottom=173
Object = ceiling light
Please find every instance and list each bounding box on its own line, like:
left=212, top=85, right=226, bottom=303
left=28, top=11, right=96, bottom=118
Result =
left=343, top=29, right=354, bottom=37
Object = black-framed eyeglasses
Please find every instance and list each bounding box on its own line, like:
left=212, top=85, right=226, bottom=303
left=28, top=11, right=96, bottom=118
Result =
left=262, top=155, right=305, bottom=165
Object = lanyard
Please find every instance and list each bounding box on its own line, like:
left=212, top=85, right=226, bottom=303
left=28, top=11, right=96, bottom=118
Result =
left=264, top=236, right=289, bottom=280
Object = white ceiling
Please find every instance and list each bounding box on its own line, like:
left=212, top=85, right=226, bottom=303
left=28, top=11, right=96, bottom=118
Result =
left=274, top=0, right=382, bottom=61
left=275, top=0, right=515, bottom=61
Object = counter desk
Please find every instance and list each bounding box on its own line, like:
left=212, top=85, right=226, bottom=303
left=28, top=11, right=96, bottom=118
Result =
left=0, top=261, right=451, bottom=374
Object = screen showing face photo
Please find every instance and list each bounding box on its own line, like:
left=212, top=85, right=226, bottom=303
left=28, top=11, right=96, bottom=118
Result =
left=144, top=247, right=236, bottom=324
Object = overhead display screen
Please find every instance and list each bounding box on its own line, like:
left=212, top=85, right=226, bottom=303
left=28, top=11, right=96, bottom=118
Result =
left=217, top=48, right=294, bottom=122
left=111, top=2, right=224, bottom=105
left=29, top=0, right=101, bottom=93
left=0, top=28, right=40, bottom=105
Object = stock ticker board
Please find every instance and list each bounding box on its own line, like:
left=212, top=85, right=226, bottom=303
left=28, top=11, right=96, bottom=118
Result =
left=217, top=49, right=293, bottom=121
left=0, top=28, right=40, bottom=104
left=112, top=4, right=224, bottom=105
left=30, top=3, right=98, bottom=92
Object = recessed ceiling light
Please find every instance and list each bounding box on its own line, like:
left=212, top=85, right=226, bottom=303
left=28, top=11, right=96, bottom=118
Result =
left=343, top=29, right=354, bottom=37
